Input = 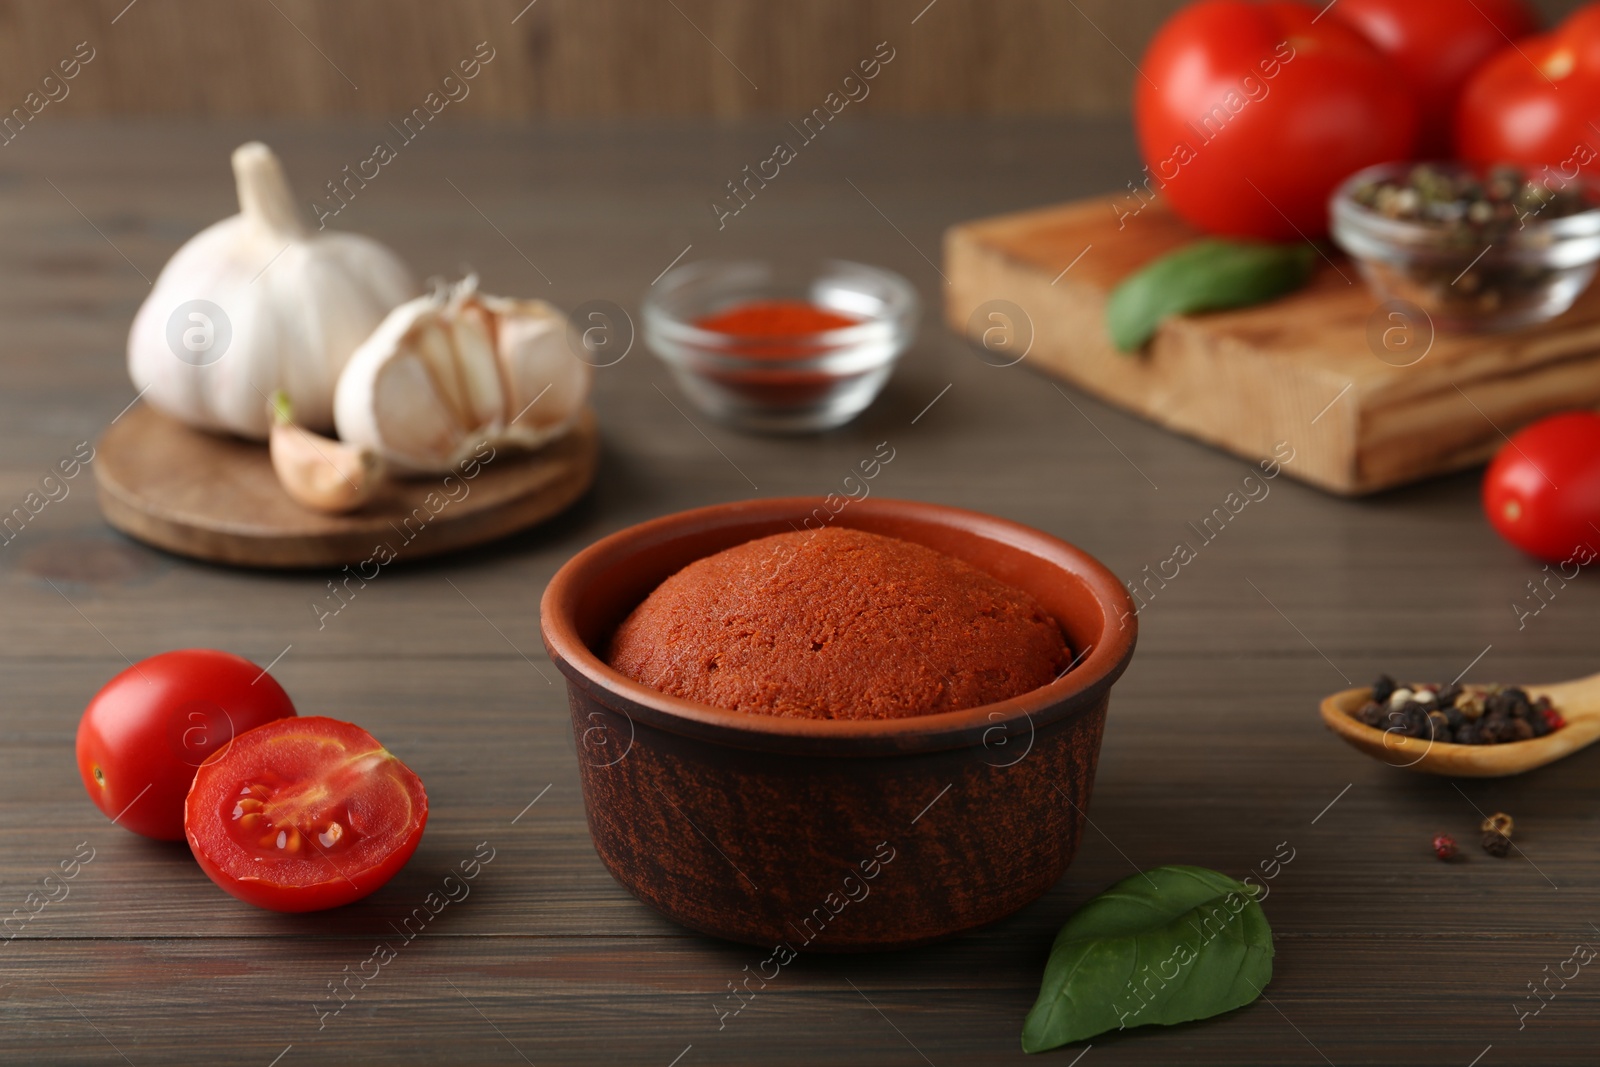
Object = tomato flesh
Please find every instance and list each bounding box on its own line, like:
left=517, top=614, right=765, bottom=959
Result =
left=76, top=649, right=297, bottom=841
left=186, top=717, right=427, bottom=912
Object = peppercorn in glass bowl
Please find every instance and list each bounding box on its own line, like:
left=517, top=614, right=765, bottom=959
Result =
left=1330, top=162, right=1600, bottom=333
left=643, top=259, right=918, bottom=433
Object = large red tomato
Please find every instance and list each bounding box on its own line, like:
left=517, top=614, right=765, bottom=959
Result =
left=76, top=649, right=297, bottom=841
left=1458, top=5, right=1600, bottom=175
left=1334, top=0, right=1537, bottom=157
left=185, top=716, right=428, bottom=912
left=1135, top=1, right=1418, bottom=239
left=1482, top=411, right=1600, bottom=564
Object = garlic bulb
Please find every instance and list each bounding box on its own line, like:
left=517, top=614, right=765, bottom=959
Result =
left=334, top=277, right=591, bottom=475
left=128, top=142, right=418, bottom=440
left=268, top=392, right=384, bottom=515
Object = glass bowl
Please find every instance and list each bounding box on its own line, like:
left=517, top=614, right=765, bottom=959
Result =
left=1330, top=162, right=1600, bottom=333
left=642, top=259, right=918, bottom=433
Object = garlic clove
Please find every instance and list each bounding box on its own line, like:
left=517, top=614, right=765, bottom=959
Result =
left=268, top=391, right=385, bottom=514
left=369, top=348, right=477, bottom=469
left=447, top=299, right=506, bottom=432
left=485, top=294, right=589, bottom=446
left=334, top=276, right=590, bottom=475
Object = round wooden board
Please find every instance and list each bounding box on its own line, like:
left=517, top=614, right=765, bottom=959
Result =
left=94, top=404, right=599, bottom=569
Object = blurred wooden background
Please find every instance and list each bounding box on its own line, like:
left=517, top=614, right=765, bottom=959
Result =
left=0, top=0, right=1586, bottom=119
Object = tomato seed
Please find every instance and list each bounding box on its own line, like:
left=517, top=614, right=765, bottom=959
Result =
left=318, top=822, right=344, bottom=848
left=239, top=813, right=264, bottom=832
left=232, top=798, right=264, bottom=818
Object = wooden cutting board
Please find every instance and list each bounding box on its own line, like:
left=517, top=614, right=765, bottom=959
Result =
left=944, top=196, right=1600, bottom=495
left=95, top=404, right=599, bottom=568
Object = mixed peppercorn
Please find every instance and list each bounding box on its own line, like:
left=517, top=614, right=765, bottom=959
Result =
left=1432, top=812, right=1517, bottom=861
left=1347, top=165, right=1597, bottom=324
left=1351, top=165, right=1592, bottom=236
left=1481, top=812, right=1515, bottom=858
left=1351, top=676, right=1565, bottom=745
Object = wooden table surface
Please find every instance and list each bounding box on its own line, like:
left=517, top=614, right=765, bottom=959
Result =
left=3, top=119, right=1598, bottom=1067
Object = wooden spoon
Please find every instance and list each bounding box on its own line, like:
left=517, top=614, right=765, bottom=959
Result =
left=1319, top=673, right=1600, bottom=777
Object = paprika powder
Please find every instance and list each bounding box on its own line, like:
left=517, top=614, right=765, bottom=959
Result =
left=691, top=299, right=865, bottom=410
left=695, top=300, right=861, bottom=345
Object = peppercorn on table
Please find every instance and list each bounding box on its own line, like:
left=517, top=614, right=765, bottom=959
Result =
left=3, top=120, right=1598, bottom=1066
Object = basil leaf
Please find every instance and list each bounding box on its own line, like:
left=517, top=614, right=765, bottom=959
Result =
left=1106, top=239, right=1316, bottom=352
left=1021, top=865, right=1273, bottom=1053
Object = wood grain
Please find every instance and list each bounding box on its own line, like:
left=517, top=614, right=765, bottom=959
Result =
left=0, top=0, right=1586, bottom=119
left=93, top=403, right=599, bottom=568
left=944, top=196, right=1600, bottom=495
left=0, top=119, right=1598, bottom=1064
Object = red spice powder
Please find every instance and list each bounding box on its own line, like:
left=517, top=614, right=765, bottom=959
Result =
left=693, top=300, right=866, bottom=407
left=696, top=299, right=860, bottom=343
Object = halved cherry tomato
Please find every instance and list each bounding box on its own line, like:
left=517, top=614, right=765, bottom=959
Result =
left=1135, top=0, right=1417, bottom=239
left=185, top=716, right=427, bottom=912
left=1482, top=411, right=1600, bottom=563
left=1458, top=5, right=1600, bottom=175
left=76, top=649, right=297, bottom=841
left=1333, top=0, right=1537, bottom=157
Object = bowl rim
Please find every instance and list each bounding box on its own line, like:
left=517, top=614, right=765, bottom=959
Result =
left=539, top=497, right=1137, bottom=757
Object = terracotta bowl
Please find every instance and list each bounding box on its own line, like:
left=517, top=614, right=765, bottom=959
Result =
left=539, top=498, right=1136, bottom=952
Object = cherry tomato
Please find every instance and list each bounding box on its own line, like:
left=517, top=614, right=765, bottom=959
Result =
left=1135, top=0, right=1418, bottom=239
left=76, top=649, right=297, bottom=841
left=1333, top=0, right=1537, bottom=157
left=1482, top=411, right=1600, bottom=563
left=185, top=716, right=428, bottom=912
left=1458, top=6, right=1600, bottom=175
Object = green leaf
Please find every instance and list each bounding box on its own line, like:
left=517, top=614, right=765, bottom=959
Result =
left=1021, top=865, right=1273, bottom=1054
left=1106, top=239, right=1316, bottom=352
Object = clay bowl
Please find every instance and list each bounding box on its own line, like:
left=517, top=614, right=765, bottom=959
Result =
left=539, top=497, right=1136, bottom=952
